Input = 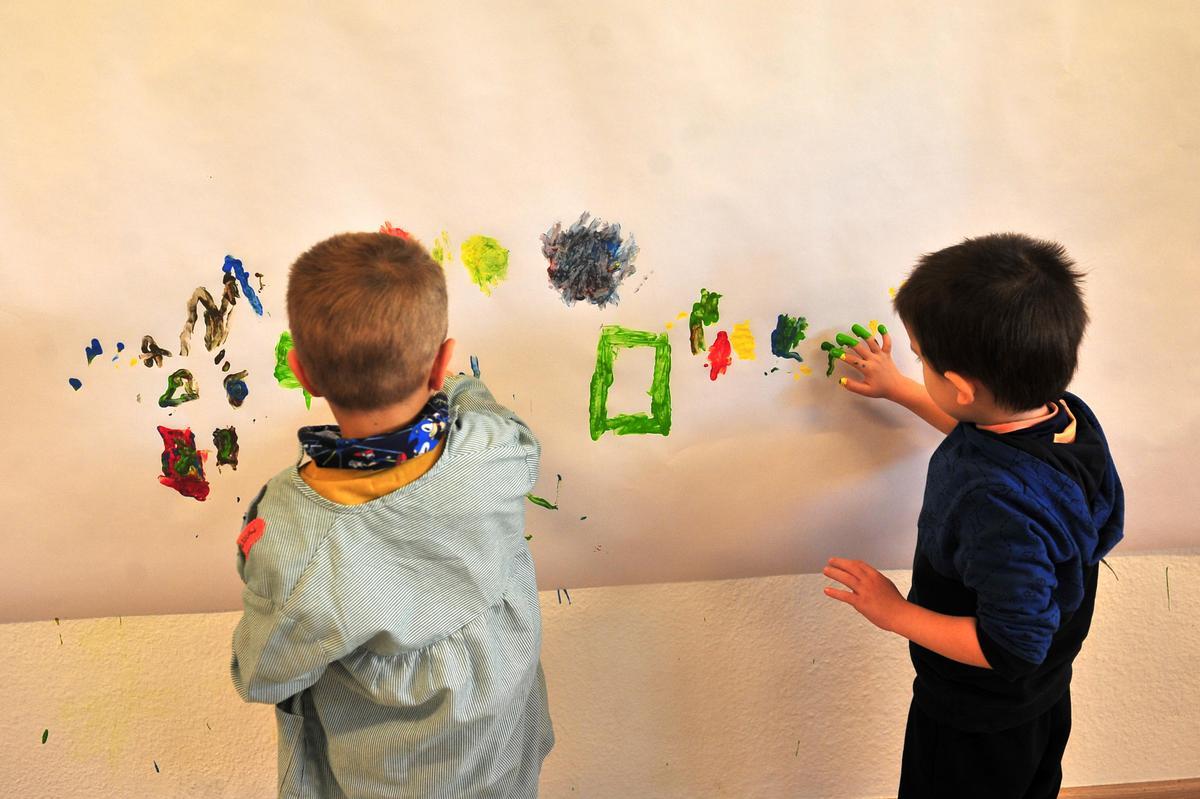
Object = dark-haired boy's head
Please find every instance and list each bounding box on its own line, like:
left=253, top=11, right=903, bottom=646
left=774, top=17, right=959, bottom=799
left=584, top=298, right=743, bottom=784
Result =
left=287, top=232, right=447, bottom=411
left=893, top=233, right=1088, bottom=412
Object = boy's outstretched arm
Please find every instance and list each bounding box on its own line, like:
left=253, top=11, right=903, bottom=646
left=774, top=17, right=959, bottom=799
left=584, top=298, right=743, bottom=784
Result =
left=823, top=557, right=991, bottom=669
left=835, top=329, right=957, bottom=435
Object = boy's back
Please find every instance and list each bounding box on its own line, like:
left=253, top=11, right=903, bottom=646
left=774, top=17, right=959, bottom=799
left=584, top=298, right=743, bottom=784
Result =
left=230, top=232, right=553, bottom=798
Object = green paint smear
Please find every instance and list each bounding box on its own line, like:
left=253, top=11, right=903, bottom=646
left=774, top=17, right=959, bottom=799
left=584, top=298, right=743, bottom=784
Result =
left=819, top=341, right=846, bottom=377
left=273, top=331, right=312, bottom=409
left=430, top=231, right=452, bottom=266
left=461, top=235, right=510, bottom=295
left=158, top=369, right=199, bottom=408
left=589, top=325, right=672, bottom=440
left=688, top=289, right=722, bottom=354
left=770, top=314, right=808, bottom=362
left=42, top=729, right=48, bottom=745
left=526, top=492, right=559, bottom=510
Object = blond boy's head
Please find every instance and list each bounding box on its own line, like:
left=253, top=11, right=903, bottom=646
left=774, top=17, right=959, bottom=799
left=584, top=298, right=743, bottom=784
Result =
left=287, top=232, right=447, bottom=411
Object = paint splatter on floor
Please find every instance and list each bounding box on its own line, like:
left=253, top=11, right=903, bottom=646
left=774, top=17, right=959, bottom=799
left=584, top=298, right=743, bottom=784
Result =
left=68, top=378, right=82, bottom=391
left=770, top=314, right=808, bottom=362
left=589, top=325, right=673, bottom=439
left=85, top=338, right=103, bottom=364
left=379, top=221, right=411, bottom=239
left=461, top=235, right=510, bottom=296
left=274, top=331, right=313, bottom=409
left=222, top=255, right=263, bottom=316
left=470, top=355, right=481, bottom=378
left=140, top=335, right=172, bottom=368
left=430, top=231, right=452, bottom=265
left=731, top=321, right=757, bottom=360
left=688, top=289, right=722, bottom=354
left=706, top=330, right=733, bottom=380
left=157, top=426, right=209, bottom=501
left=540, top=212, right=639, bottom=308
left=213, top=427, right=239, bottom=470
left=223, top=370, right=250, bottom=408
left=159, top=369, right=200, bottom=408
left=556, top=588, right=572, bottom=605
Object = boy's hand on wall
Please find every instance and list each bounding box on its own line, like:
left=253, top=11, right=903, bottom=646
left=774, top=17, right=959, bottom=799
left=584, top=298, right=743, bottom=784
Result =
left=837, top=330, right=905, bottom=401
left=822, top=557, right=906, bottom=632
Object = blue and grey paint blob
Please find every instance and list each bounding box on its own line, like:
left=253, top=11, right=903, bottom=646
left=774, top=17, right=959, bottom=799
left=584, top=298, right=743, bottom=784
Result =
left=222, top=256, right=263, bottom=316
left=541, top=212, right=639, bottom=308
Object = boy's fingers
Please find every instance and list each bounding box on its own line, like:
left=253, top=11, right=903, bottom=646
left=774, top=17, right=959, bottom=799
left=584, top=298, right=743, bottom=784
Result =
left=822, top=565, right=857, bottom=587
left=823, top=586, right=857, bottom=604
left=881, top=332, right=892, bottom=354
left=839, top=377, right=873, bottom=396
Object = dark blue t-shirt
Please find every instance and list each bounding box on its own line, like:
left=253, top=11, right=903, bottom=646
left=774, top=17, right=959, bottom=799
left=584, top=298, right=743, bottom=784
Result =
left=908, top=393, right=1124, bottom=732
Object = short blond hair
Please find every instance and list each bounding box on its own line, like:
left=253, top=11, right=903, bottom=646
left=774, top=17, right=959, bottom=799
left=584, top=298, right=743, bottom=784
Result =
left=287, top=232, right=447, bottom=410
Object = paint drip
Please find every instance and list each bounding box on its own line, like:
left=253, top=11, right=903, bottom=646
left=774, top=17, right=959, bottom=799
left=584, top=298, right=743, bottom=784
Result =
left=770, top=314, right=808, bottom=363
left=460, top=235, right=510, bottom=296
left=688, top=289, right=722, bottom=354
left=140, top=335, right=173, bottom=368
left=730, top=321, right=757, bottom=360
left=213, top=426, right=239, bottom=470
left=540, top=212, right=639, bottom=308
left=706, top=331, right=733, bottom=380
left=224, top=370, right=250, bottom=408
left=159, top=369, right=200, bottom=408
left=157, top=426, right=209, bottom=501
left=222, top=255, right=263, bottom=316
left=274, top=331, right=312, bottom=408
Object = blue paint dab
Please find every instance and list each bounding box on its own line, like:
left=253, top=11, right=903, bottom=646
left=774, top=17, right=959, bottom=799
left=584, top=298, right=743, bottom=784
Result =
left=470, top=355, right=481, bottom=378
left=116, top=341, right=125, bottom=352
left=222, top=255, right=263, bottom=316
left=68, top=378, right=82, bottom=391
left=85, top=338, right=103, bottom=364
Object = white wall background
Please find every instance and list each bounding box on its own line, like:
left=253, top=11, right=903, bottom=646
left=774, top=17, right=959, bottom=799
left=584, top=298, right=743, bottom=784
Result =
left=3, top=1, right=1200, bottom=622
left=2, top=552, right=1195, bottom=798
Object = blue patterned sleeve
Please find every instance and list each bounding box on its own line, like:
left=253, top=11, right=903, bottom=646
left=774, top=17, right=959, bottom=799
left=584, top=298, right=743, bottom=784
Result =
left=952, top=487, right=1062, bottom=667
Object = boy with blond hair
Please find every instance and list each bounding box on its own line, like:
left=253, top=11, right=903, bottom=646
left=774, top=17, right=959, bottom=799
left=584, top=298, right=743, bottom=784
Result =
left=231, top=232, right=554, bottom=798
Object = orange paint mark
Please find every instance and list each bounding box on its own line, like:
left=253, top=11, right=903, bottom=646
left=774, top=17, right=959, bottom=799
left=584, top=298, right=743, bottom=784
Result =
left=237, top=518, right=267, bottom=557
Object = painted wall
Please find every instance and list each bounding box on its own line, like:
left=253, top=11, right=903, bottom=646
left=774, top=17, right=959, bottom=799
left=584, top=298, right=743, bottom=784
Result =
left=3, top=552, right=1195, bottom=798
left=6, top=0, right=1200, bottom=622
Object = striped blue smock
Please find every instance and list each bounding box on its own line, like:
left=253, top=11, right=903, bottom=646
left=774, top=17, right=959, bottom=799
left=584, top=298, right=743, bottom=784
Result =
left=231, top=376, right=554, bottom=797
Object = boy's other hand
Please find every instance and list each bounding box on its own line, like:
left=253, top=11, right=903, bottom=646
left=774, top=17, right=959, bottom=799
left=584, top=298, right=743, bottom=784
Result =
left=836, top=329, right=904, bottom=401
left=823, top=557, right=906, bottom=632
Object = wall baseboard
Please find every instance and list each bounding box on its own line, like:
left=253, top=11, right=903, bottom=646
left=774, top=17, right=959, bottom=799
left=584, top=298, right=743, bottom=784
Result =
left=1060, top=779, right=1200, bottom=798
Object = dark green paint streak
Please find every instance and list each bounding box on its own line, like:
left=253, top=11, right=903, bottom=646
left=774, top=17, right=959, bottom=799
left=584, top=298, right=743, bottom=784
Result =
left=688, top=289, right=722, bottom=354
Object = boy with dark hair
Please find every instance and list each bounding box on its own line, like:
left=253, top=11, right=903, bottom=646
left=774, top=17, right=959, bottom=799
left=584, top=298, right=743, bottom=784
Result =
left=231, top=232, right=554, bottom=798
left=823, top=233, right=1123, bottom=798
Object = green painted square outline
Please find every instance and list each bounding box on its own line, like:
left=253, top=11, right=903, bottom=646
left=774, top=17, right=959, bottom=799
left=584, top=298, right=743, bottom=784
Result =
left=589, top=325, right=672, bottom=440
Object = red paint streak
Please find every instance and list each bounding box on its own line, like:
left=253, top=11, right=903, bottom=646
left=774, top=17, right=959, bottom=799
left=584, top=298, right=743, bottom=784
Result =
left=379, top=221, right=411, bottom=239
left=156, top=426, right=210, bottom=501
left=238, top=518, right=267, bottom=557
left=706, top=331, right=733, bottom=381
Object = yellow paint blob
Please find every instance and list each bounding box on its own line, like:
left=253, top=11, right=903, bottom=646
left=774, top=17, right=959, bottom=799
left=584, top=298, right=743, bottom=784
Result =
left=869, top=320, right=880, bottom=334
left=888, top=286, right=897, bottom=298
left=798, top=365, right=813, bottom=376
left=730, top=321, right=756, bottom=360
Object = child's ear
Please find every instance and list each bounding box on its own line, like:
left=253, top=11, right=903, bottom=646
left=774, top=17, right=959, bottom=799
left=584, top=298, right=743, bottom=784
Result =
left=428, top=338, right=457, bottom=391
left=943, top=370, right=976, bottom=406
left=287, top=348, right=322, bottom=397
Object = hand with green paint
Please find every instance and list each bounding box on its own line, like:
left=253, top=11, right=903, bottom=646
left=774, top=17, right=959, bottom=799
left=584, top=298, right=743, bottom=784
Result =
left=832, top=323, right=906, bottom=400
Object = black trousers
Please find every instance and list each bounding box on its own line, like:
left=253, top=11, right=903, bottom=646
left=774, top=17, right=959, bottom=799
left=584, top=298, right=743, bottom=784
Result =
left=898, top=689, right=1072, bottom=799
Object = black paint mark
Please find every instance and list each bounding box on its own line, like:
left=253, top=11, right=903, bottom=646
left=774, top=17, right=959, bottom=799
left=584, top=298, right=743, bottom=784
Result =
left=140, top=335, right=173, bottom=368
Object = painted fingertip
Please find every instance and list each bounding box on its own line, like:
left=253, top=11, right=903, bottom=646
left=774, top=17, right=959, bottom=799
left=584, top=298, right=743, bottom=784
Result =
left=839, top=354, right=847, bottom=361
left=835, top=332, right=859, bottom=347
left=851, top=323, right=871, bottom=339
left=877, top=323, right=889, bottom=335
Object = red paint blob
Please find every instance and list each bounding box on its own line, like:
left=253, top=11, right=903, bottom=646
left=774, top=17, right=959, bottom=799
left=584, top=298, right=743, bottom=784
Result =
left=706, top=331, right=733, bottom=381
left=238, top=517, right=267, bottom=557
left=379, top=221, right=411, bottom=239
left=157, top=426, right=210, bottom=501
